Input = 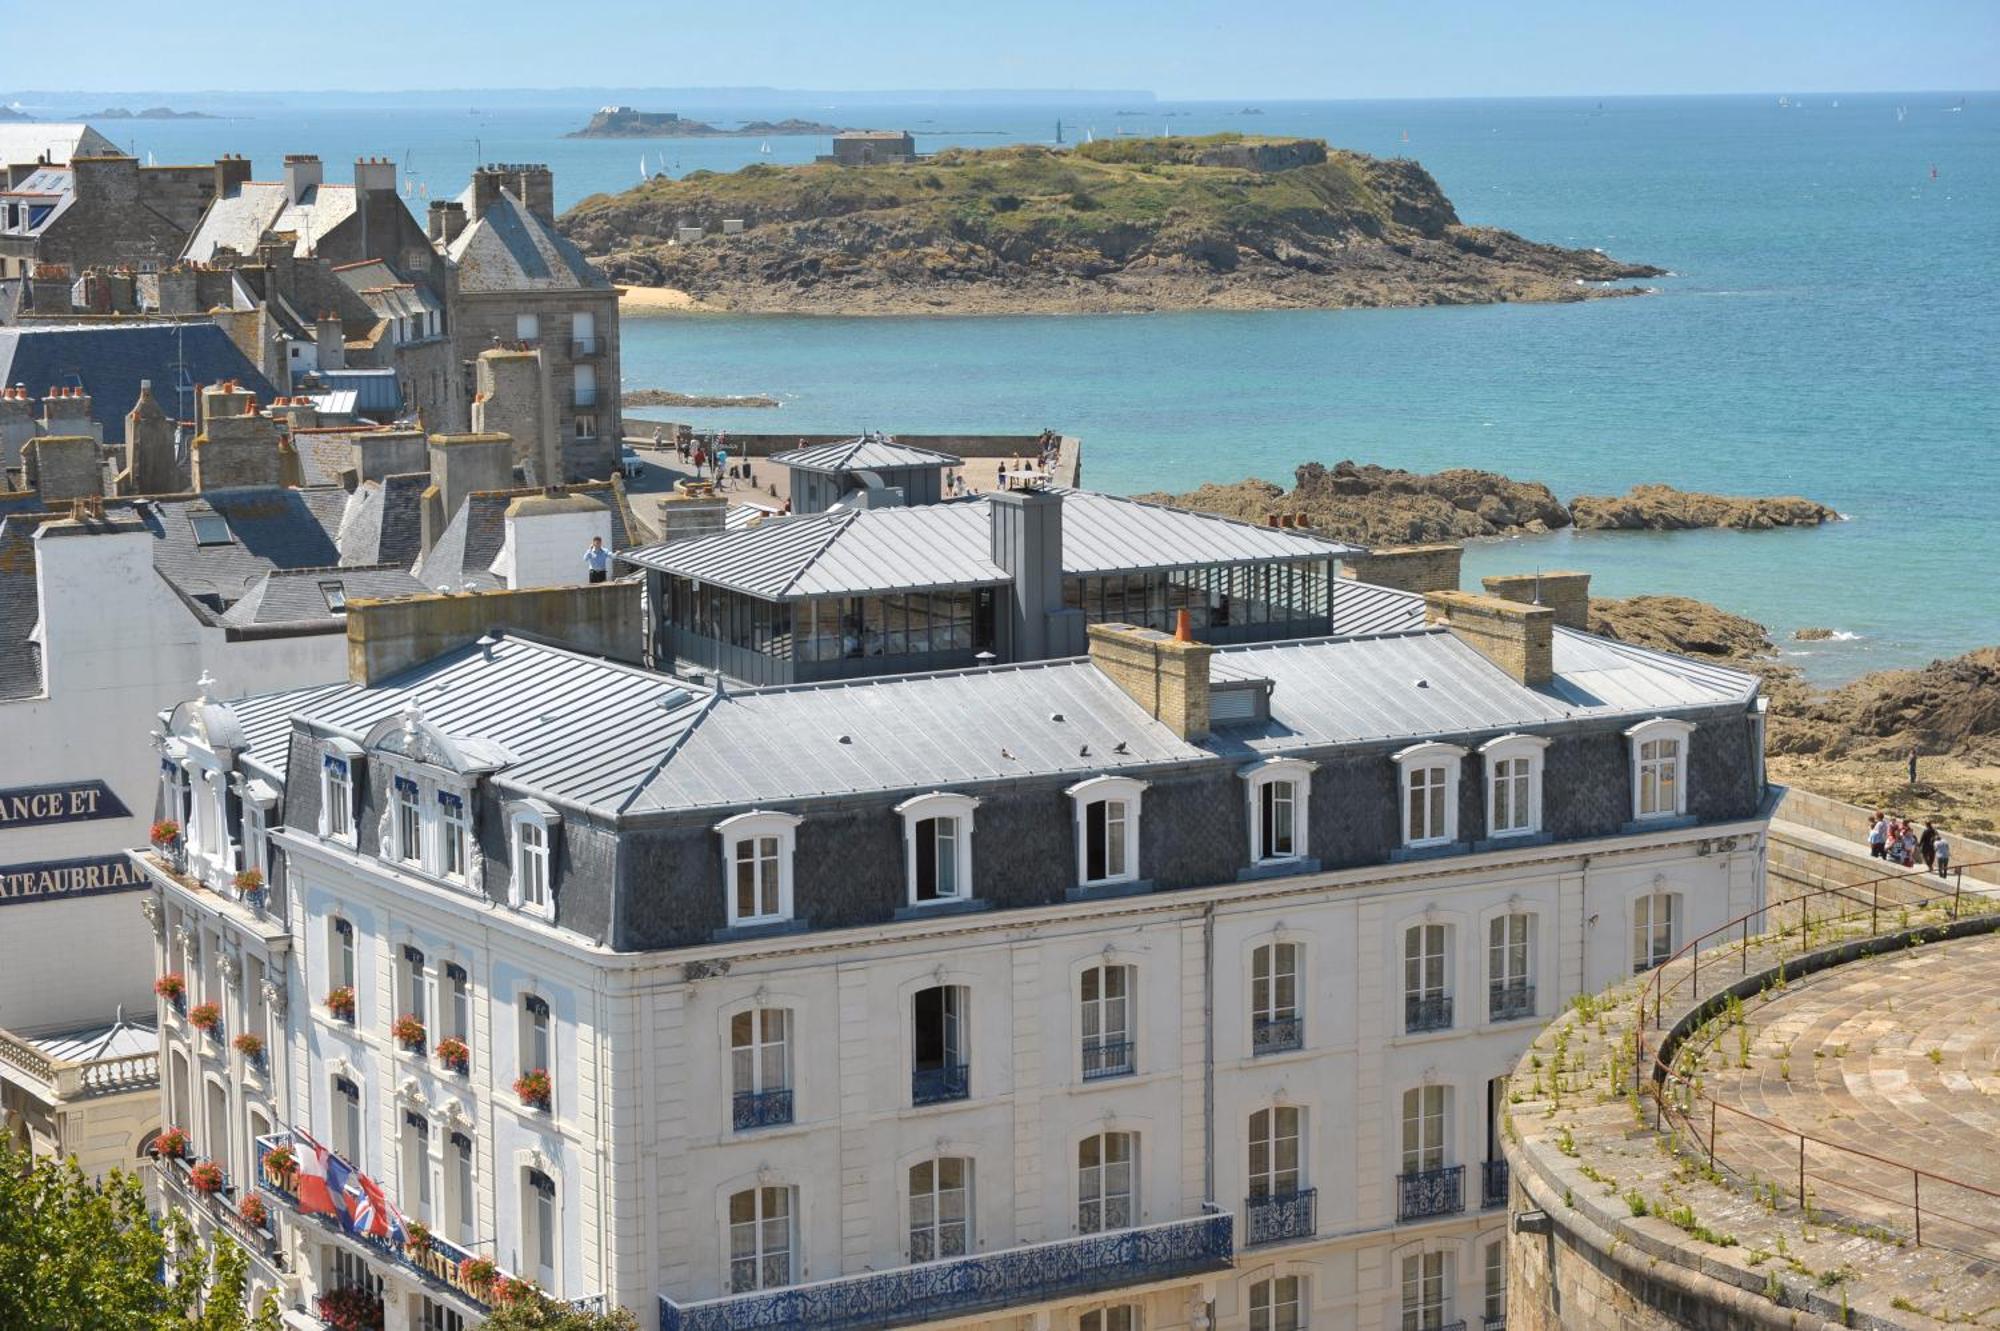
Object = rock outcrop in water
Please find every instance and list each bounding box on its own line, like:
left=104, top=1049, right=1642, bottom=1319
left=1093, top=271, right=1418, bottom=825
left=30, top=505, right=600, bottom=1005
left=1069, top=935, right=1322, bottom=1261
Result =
left=561, top=135, right=1663, bottom=314
left=568, top=109, right=847, bottom=138
left=1569, top=484, right=1837, bottom=530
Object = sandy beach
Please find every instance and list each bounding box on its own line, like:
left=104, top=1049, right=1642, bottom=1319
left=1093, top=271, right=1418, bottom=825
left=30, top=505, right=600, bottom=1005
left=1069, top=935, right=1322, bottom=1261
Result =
left=616, top=284, right=719, bottom=315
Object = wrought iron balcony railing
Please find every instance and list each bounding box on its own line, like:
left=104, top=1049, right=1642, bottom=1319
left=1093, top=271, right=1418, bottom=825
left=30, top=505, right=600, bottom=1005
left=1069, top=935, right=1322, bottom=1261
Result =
left=1484, top=1314, right=1508, bottom=1331
left=1482, top=1158, right=1509, bottom=1209
left=1396, top=1164, right=1465, bottom=1221
left=157, top=1154, right=276, bottom=1260
left=912, top=1062, right=970, bottom=1105
left=659, top=1204, right=1234, bottom=1331
left=1243, top=1187, right=1316, bottom=1246
left=1488, top=980, right=1535, bottom=1023
left=732, top=1088, right=794, bottom=1131
left=1251, top=1015, right=1303, bottom=1056
left=1404, top=993, right=1453, bottom=1034
left=1080, top=1038, right=1134, bottom=1081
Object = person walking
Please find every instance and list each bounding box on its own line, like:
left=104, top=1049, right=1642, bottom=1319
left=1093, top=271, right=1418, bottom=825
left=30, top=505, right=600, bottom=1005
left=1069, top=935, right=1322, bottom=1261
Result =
left=1867, top=812, right=1888, bottom=859
left=652, top=425, right=665, bottom=452
left=1935, top=831, right=1951, bottom=879
left=584, top=536, right=611, bottom=585
left=1919, top=820, right=1939, bottom=872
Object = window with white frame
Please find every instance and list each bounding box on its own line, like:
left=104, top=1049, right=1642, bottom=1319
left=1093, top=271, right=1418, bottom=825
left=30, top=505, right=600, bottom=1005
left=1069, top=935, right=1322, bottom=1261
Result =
left=1077, top=1132, right=1136, bottom=1234
left=332, top=1076, right=362, bottom=1164
left=1402, top=924, right=1450, bottom=1033
left=1633, top=891, right=1680, bottom=972
left=525, top=1168, right=557, bottom=1287
left=515, top=313, right=539, bottom=342
left=896, top=792, right=979, bottom=905
left=1079, top=1308, right=1136, bottom=1331
left=1626, top=717, right=1695, bottom=820
left=443, top=964, right=470, bottom=1046
left=1067, top=776, right=1147, bottom=887
left=400, top=945, right=427, bottom=1034
left=716, top=811, right=802, bottom=927
left=437, top=791, right=470, bottom=881
left=1395, top=743, right=1465, bottom=848
left=1251, top=941, right=1301, bottom=1054
left=1079, top=963, right=1135, bottom=1079
left=1242, top=758, right=1316, bottom=864
left=520, top=994, right=552, bottom=1081
left=329, top=917, right=356, bottom=991
left=242, top=799, right=269, bottom=881
left=320, top=752, right=355, bottom=842
left=449, top=1131, right=475, bottom=1246
left=400, top=1111, right=432, bottom=1224
left=1248, top=1105, right=1302, bottom=1199
left=1488, top=913, right=1534, bottom=1021
left=907, top=1156, right=971, bottom=1261
left=1400, top=1085, right=1448, bottom=1176
left=1400, top=1250, right=1451, bottom=1331
left=730, top=1008, right=791, bottom=1128
left=1484, top=1237, right=1507, bottom=1326
left=727, top=1186, right=794, bottom=1292
left=509, top=802, right=558, bottom=916
left=1249, top=1276, right=1304, bottom=1331
left=1480, top=733, right=1548, bottom=837
left=392, top=777, right=422, bottom=865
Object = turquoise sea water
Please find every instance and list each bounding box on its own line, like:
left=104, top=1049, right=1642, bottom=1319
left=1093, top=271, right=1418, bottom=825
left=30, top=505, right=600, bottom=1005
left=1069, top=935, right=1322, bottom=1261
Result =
left=87, top=94, right=1997, bottom=681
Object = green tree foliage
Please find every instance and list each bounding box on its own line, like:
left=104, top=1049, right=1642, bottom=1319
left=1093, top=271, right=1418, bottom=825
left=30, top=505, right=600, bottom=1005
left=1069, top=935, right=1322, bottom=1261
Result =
left=481, top=1293, right=641, bottom=1331
left=0, top=1139, right=280, bottom=1331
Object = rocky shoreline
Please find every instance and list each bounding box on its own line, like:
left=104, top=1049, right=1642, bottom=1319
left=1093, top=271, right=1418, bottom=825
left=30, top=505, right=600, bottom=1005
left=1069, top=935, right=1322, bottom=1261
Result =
left=622, top=388, right=780, bottom=409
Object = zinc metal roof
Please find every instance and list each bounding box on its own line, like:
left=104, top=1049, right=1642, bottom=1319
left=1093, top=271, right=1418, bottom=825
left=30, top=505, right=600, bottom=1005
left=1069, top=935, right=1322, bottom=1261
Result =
left=1329, top=578, right=1426, bottom=637
left=771, top=437, right=962, bottom=473
left=1052, top=489, right=1360, bottom=575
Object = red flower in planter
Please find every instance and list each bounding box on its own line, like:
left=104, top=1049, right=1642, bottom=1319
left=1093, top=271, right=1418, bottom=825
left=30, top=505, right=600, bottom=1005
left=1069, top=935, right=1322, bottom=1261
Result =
left=153, top=972, right=186, bottom=1003
left=325, top=987, right=356, bottom=1021
left=233, top=867, right=264, bottom=893
left=315, top=1286, right=385, bottom=1331
left=457, top=1255, right=498, bottom=1290
left=149, top=820, right=182, bottom=848
left=262, top=1142, right=296, bottom=1184
left=403, top=1220, right=432, bottom=1254
left=232, top=1032, right=265, bottom=1060
left=489, top=1274, right=537, bottom=1307
left=435, top=1037, right=470, bottom=1074
left=512, top=1068, right=552, bottom=1111
left=238, top=1192, right=269, bottom=1228
left=154, top=1126, right=189, bottom=1159
left=188, top=1001, right=222, bottom=1032
left=391, top=1013, right=427, bottom=1052
left=188, top=1160, right=224, bottom=1194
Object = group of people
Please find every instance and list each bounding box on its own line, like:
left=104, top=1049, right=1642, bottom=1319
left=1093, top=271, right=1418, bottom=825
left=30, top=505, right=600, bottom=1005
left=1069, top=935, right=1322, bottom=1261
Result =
left=1867, top=812, right=1951, bottom=876
left=652, top=426, right=735, bottom=488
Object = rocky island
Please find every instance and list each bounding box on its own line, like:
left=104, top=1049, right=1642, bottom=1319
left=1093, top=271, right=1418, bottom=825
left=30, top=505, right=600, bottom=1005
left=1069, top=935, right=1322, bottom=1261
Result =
left=567, top=108, right=847, bottom=139
left=560, top=133, right=1664, bottom=314
left=79, top=106, right=218, bottom=119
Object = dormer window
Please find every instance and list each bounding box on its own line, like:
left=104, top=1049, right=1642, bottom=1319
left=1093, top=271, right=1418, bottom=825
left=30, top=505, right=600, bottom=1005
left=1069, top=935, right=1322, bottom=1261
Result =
left=1625, top=718, right=1696, bottom=821
left=716, top=811, right=802, bottom=928
left=438, top=791, right=470, bottom=881
left=318, top=740, right=362, bottom=845
left=895, top=792, right=980, bottom=906
left=507, top=800, right=560, bottom=918
left=1478, top=734, right=1550, bottom=838
left=1395, top=743, right=1466, bottom=849
left=1066, top=775, right=1148, bottom=888
left=1241, top=758, right=1317, bottom=865
left=392, top=777, right=422, bottom=865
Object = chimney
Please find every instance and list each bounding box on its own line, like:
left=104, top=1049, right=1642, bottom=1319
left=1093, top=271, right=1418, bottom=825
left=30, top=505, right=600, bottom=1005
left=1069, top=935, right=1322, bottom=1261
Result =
left=124, top=381, right=182, bottom=495
left=315, top=313, right=346, bottom=371
left=30, top=264, right=74, bottom=315
left=353, top=428, right=428, bottom=484
left=199, top=382, right=256, bottom=435
left=39, top=385, right=97, bottom=442
left=428, top=199, right=467, bottom=245
left=354, top=156, right=397, bottom=195
left=0, top=387, right=36, bottom=474
left=193, top=386, right=286, bottom=490
left=1424, top=590, right=1554, bottom=687
left=25, top=436, right=104, bottom=503
left=1338, top=543, right=1463, bottom=595
left=1087, top=618, right=1214, bottom=740
left=492, top=488, right=612, bottom=589
left=470, top=166, right=506, bottom=220
left=213, top=153, right=253, bottom=198
left=471, top=347, right=553, bottom=482
left=654, top=483, right=727, bottom=544
left=423, top=432, right=516, bottom=554
left=69, top=154, right=140, bottom=205
left=1480, top=571, right=1592, bottom=631
left=989, top=487, right=1083, bottom=661
left=282, top=154, right=323, bottom=205
left=515, top=164, right=555, bottom=224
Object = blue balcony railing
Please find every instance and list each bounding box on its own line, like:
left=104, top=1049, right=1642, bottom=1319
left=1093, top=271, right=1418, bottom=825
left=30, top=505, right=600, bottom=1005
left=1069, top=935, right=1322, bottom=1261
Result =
left=1482, top=1159, right=1510, bottom=1209
left=732, top=1088, right=794, bottom=1131
left=1080, top=1038, right=1134, bottom=1081
left=1243, top=1187, right=1316, bottom=1246
left=1404, top=993, right=1453, bottom=1034
left=659, top=1205, right=1233, bottom=1331
left=1251, top=1015, right=1303, bottom=1056
left=912, top=1063, right=970, bottom=1105
left=1397, top=1165, right=1464, bottom=1221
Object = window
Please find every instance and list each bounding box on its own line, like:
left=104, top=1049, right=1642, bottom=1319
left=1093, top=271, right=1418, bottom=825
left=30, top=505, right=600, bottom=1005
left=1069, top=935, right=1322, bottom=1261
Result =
left=896, top=792, right=979, bottom=905
left=401, top=1112, right=431, bottom=1224
left=1403, top=924, right=1450, bottom=1033
left=1079, top=963, right=1134, bottom=1079
left=907, top=1157, right=970, bottom=1261
left=911, top=985, right=970, bottom=1104
left=449, top=1132, right=474, bottom=1246
left=401, top=945, right=427, bottom=1032
left=1400, top=1251, right=1450, bottom=1331
left=1633, top=892, right=1679, bottom=973
left=1077, top=1132, right=1136, bottom=1234
left=330, top=916, right=356, bottom=991
left=526, top=1169, right=556, bottom=1287
left=1480, top=733, right=1548, bottom=838
left=1252, top=942, right=1302, bottom=1055
left=1395, top=744, right=1464, bottom=848
left=511, top=810, right=552, bottom=914
left=521, top=994, right=551, bottom=1079
left=438, top=792, right=469, bottom=881
left=1079, top=1309, right=1136, bottom=1331
left=727, top=1186, right=794, bottom=1292
left=1243, top=758, right=1315, bottom=864
left=1067, top=776, right=1147, bottom=887
left=443, top=964, right=470, bottom=1046
left=1248, top=1106, right=1302, bottom=1199
left=321, top=753, right=354, bottom=842
left=1484, top=1238, right=1507, bottom=1326
left=393, top=777, right=422, bottom=865
left=319, top=580, right=348, bottom=614
left=189, top=511, right=233, bottom=546
left=1401, top=1086, right=1447, bottom=1176
left=1488, top=914, right=1534, bottom=1022
left=730, top=1008, right=792, bottom=1129
left=417, top=1297, right=466, bottom=1331
left=1249, top=1276, right=1304, bottom=1331
left=1626, top=718, right=1695, bottom=820
left=333, top=1076, right=362, bottom=1165
left=515, top=313, right=540, bottom=342
left=573, top=363, right=597, bottom=407
left=716, top=811, right=801, bottom=927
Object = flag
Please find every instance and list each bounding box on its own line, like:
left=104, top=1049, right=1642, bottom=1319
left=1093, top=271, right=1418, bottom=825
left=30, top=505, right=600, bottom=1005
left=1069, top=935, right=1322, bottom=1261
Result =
left=293, top=1132, right=341, bottom=1218
left=322, top=1148, right=357, bottom=1230
left=343, top=1168, right=406, bottom=1244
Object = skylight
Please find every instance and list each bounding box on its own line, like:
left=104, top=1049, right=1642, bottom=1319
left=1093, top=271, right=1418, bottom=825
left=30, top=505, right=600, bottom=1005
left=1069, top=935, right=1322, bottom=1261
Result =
left=319, top=581, right=348, bottom=614
left=189, top=513, right=233, bottom=546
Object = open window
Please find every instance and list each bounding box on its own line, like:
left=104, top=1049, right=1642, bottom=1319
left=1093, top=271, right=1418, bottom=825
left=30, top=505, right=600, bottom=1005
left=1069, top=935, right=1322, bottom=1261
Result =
left=1066, top=775, right=1148, bottom=888
left=1241, top=757, right=1316, bottom=866
left=895, top=792, right=979, bottom=906
left=507, top=799, right=561, bottom=918
left=318, top=739, right=362, bottom=845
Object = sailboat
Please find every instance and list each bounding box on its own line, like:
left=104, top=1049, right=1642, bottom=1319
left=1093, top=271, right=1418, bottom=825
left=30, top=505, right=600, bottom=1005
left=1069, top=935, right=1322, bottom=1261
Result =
left=1896, top=104, right=1908, bottom=122
left=759, top=140, right=772, bottom=155
left=639, top=154, right=648, bottom=183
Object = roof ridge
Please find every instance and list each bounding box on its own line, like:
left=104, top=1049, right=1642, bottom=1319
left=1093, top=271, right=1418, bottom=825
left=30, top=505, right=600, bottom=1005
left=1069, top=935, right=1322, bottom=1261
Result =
left=618, top=688, right=724, bottom=814
left=776, top=507, right=862, bottom=596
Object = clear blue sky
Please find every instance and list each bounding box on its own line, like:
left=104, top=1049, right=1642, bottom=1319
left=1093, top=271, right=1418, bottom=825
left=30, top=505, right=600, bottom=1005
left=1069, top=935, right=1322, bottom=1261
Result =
left=13, top=0, right=1997, bottom=98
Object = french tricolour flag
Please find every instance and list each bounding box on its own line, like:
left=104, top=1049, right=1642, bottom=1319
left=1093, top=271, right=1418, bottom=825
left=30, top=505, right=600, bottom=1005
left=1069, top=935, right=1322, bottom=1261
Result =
left=292, top=1131, right=343, bottom=1221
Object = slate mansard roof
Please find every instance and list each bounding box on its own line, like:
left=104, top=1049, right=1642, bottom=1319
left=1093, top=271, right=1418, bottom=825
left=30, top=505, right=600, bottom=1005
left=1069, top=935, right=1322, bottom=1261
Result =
left=446, top=186, right=608, bottom=294
left=0, top=323, right=278, bottom=446
left=182, top=181, right=358, bottom=261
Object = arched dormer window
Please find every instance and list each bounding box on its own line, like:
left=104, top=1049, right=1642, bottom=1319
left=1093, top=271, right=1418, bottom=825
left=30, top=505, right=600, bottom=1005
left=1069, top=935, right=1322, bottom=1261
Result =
left=1625, top=717, right=1696, bottom=821
left=894, top=792, right=980, bottom=906
left=1477, top=733, right=1550, bottom=838
left=1240, top=757, right=1317, bottom=865
left=1394, top=743, right=1466, bottom=849
left=715, top=811, right=803, bottom=927
left=1066, top=775, right=1148, bottom=888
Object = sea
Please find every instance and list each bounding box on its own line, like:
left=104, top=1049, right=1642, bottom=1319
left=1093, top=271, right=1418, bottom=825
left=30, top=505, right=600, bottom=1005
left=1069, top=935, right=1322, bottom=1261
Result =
left=61, top=92, right=1999, bottom=683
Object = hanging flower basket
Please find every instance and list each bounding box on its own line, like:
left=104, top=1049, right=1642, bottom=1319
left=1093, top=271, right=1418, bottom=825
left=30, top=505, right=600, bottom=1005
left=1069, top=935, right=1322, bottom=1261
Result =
left=512, top=1068, right=552, bottom=1111
left=325, top=986, right=356, bottom=1022
left=188, top=1160, right=225, bottom=1194
left=232, top=1031, right=265, bottom=1061
left=315, top=1286, right=386, bottom=1331
left=149, top=820, right=182, bottom=849
left=153, top=972, right=186, bottom=1004
left=435, top=1037, right=470, bottom=1074
left=457, top=1255, right=498, bottom=1292
left=238, top=1192, right=269, bottom=1228
left=262, top=1142, right=296, bottom=1185
left=188, top=1001, right=222, bottom=1033
left=391, top=1013, right=427, bottom=1052
left=155, top=1126, right=189, bottom=1159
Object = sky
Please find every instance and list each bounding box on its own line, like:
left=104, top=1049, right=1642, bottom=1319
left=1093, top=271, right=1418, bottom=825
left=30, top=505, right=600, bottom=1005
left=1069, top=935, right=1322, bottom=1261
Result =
left=7, top=0, right=1997, bottom=99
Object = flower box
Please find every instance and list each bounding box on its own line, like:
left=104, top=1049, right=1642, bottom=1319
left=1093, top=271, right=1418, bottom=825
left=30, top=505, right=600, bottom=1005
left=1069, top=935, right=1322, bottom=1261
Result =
left=325, top=986, right=356, bottom=1022
left=149, top=820, right=181, bottom=849
left=232, top=1032, right=265, bottom=1062
left=513, top=1068, right=552, bottom=1111
left=188, top=1001, right=222, bottom=1033
left=262, top=1142, right=296, bottom=1187
left=403, top=1220, right=432, bottom=1255
left=232, top=867, right=264, bottom=893
left=188, top=1160, right=224, bottom=1194
left=238, top=1192, right=268, bottom=1228
left=435, top=1037, right=470, bottom=1074
left=155, top=1126, right=189, bottom=1159
left=457, top=1255, right=498, bottom=1292
left=153, top=973, right=186, bottom=1007
left=315, top=1285, right=385, bottom=1331
left=391, top=1013, right=427, bottom=1053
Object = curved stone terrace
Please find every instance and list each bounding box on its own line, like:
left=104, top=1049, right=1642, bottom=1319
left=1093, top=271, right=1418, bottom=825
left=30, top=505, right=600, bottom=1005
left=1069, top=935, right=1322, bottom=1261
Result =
left=1506, top=860, right=2000, bottom=1330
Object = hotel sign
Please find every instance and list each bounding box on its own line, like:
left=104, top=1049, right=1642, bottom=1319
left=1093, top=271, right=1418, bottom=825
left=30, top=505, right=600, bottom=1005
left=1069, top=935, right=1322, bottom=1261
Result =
left=0, top=780, right=131, bottom=831
left=0, top=853, right=150, bottom=905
